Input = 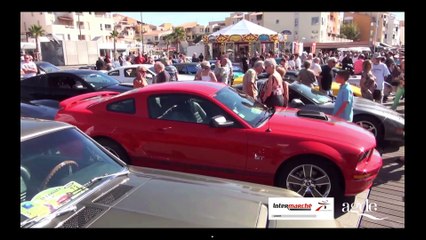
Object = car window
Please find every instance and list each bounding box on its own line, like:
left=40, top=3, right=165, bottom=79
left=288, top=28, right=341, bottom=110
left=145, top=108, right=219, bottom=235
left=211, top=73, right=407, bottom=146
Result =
left=290, top=82, right=332, bottom=104
left=108, top=70, right=119, bottom=76
left=21, top=128, right=124, bottom=221
left=107, top=98, right=135, bottom=114
left=75, top=72, right=119, bottom=90
left=214, top=86, right=269, bottom=127
left=21, top=75, right=46, bottom=87
left=47, top=75, right=76, bottom=89
left=124, top=68, right=137, bottom=78
left=148, top=94, right=231, bottom=124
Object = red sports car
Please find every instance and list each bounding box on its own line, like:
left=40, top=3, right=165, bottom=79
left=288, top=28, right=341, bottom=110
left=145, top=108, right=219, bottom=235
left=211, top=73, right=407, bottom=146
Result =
left=55, top=82, right=382, bottom=199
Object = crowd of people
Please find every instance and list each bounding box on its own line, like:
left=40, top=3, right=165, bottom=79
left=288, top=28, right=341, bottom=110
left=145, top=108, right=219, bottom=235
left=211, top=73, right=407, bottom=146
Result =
left=239, top=48, right=405, bottom=122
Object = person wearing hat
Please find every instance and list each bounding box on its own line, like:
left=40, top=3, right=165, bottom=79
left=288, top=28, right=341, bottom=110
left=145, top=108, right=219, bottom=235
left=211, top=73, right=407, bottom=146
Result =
left=371, top=53, right=391, bottom=103
left=332, top=69, right=354, bottom=122
left=133, top=65, right=149, bottom=88
left=194, top=61, right=217, bottom=82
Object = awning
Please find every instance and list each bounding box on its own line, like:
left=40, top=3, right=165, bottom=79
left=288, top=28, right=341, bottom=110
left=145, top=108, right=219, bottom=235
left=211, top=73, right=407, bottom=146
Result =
left=57, top=16, right=73, bottom=21
left=92, top=36, right=102, bottom=41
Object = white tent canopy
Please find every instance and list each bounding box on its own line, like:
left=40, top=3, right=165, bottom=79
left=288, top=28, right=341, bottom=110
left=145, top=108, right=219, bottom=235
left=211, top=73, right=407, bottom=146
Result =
left=209, top=19, right=277, bottom=37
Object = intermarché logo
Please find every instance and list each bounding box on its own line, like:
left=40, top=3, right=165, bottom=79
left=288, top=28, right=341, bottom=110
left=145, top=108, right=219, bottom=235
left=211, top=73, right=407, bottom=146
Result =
left=342, top=199, right=387, bottom=220
left=273, top=203, right=312, bottom=211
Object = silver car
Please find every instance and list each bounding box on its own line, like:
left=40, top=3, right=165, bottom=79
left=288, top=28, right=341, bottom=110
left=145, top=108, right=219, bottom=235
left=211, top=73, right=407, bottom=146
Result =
left=21, top=118, right=339, bottom=228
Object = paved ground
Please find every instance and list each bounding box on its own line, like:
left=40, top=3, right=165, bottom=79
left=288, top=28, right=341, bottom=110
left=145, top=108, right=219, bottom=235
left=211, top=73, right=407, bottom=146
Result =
left=336, top=97, right=405, bottom=228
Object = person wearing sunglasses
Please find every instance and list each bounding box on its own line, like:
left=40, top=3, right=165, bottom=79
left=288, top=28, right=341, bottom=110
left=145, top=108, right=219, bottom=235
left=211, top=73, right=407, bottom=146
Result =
left=133, top=66, right=149, bottom=88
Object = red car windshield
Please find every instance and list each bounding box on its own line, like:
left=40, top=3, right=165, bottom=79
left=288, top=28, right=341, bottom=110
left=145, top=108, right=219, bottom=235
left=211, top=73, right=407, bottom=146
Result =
left=213, top=87, right=270, bottom=127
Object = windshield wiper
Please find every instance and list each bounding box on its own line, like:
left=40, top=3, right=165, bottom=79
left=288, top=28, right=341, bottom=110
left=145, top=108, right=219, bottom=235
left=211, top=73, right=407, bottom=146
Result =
left=84, top=170, right=130, bottom=189
left=255, top=106, right=275, bottom=127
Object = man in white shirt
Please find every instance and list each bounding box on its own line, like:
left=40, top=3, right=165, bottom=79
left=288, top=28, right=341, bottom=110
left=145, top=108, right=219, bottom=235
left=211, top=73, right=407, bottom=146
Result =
left=371, top=53, right=390, bottom=103
left=20, top=54, right=38, bottom=79
left=310, top=57, right=322, bottom=80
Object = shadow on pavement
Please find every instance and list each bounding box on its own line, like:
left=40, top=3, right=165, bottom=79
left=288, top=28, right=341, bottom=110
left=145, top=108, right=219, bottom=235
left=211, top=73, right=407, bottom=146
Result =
left=373, top=156, right=404, bottom=186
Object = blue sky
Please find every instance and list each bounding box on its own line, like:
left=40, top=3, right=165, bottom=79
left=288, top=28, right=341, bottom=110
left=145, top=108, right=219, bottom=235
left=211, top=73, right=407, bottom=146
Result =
left=116, top=12, right=232, bottom=26
left=116, top=12, right=404, bottom=26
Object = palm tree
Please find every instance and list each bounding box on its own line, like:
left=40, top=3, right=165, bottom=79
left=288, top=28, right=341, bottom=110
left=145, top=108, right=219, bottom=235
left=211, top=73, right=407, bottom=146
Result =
left=110, top=30, right=120, bottom=60
left=28, top=25, right=45, bottom=61
left=170, top=27, right=186, bottom=53
left=163, top=33, right=174, bottom=54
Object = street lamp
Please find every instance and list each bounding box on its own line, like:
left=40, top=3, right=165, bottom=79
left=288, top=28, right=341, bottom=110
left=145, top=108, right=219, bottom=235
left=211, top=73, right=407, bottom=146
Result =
left=140, top=12, right=144, bottom=54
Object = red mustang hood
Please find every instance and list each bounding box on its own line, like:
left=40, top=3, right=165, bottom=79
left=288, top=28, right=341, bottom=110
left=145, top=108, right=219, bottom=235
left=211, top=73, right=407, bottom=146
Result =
left=266, top=107, right=376, bottom=149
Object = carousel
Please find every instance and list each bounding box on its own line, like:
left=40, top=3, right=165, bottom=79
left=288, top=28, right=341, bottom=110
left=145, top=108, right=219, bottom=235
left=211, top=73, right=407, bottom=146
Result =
left=202, top=20, right=284, bottom=62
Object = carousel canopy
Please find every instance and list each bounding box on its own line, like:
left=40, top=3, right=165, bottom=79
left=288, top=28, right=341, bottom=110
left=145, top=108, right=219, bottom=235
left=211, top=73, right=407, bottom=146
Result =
left=210, top=19, right=277, bottom=36
left=206, top=20, right=279, bottom=43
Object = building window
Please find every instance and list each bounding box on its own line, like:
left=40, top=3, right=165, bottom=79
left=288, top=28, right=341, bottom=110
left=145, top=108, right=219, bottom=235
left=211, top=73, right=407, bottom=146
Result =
left=40, top=12, right=43, bottom=15
left=384, top=34, right=387, bottom=39
left=393, top=34, right=395, bottom=39
left=105, top=24, right=111, bottom=31
left=295, top=18, right=299, bottom=27
left=256, top=15, right=262, bottom=21
left=200, top=28, right=203, bottom=32
left=276, top=19, right=279, bottom=24
left=322, top=17, right=324, bottom=25
left=78, top=35, right=85, bottom=40
left=396, top=27, right=398, bottom=32
left=100, top=24, right=103, bottom=30
left=372, top=17, right=376, bottom=23
left=68, top=34, right=71, bottom=40
left=206, top=28, right=209, bottom=32
left=155, top=36, right=158, bottom=41
left=311, top=17, right=319, bottom=25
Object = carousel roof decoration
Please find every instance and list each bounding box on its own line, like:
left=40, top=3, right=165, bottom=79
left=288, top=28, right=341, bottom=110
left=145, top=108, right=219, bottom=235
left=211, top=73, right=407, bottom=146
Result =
left=203, top=19, right=278, bottom=43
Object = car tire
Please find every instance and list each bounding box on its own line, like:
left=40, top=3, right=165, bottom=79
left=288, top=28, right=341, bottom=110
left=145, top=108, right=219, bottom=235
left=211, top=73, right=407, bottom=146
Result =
left=96, top=138, right=130, bottom=164
left=277, top=157, right=343, bottom=200
left=353, top=115, right=384, bottom=146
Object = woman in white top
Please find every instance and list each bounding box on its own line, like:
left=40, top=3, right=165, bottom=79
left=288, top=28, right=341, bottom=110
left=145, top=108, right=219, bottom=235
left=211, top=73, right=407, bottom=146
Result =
left=194, top=61, right=217, bottom=82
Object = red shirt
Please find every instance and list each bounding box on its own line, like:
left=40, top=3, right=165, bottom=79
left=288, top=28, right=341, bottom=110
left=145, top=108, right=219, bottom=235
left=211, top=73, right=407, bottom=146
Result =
left=354, top=59, right=364, bottom=75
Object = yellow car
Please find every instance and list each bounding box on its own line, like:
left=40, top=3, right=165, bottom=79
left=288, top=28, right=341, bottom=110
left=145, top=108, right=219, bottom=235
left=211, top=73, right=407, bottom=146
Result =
left=232, top=75, right=244, bottom=86
left=233, top=73, right=361, bottom=97
left=314, top=82, right=362, bottom=97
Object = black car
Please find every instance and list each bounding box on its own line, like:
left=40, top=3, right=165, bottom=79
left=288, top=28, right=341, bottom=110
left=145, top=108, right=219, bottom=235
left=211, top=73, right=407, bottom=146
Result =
left=21, top=70, right=133, bottom=102
left=21, top=99, right=59, bottom=120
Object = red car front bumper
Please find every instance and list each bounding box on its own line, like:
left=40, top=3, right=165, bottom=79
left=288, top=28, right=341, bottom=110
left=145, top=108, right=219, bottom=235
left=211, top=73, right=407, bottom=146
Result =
left=345, top=149, right=383, bottom=196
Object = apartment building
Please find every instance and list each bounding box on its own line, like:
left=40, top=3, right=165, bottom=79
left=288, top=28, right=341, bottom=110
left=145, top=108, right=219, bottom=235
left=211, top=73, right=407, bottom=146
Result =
left=261, top=12, right=344, bottom=43
left=225, top=12, right=246, bottom=26
left=385, top=14, right=400, bottom=46
left=143, top=30, right=173, bottom=46
left=179, top=22, right=206, bottom=44
left=344, top=12, right=402, bottom=47
left=399, top=21, right=405, bottom=46
left=205, top=21, right=226, bottom=34
left=21, top=12, right=114, bottom=42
